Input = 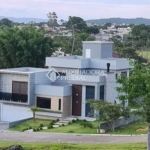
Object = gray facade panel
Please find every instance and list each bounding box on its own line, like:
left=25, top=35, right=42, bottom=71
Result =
left=35, top=85, right=71, bottom=97
left=28, top=73, right=35, bottom=105
left=101, top=44, right=113, bottom=58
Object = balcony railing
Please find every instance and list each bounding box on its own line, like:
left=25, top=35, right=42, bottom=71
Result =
left=0, top=92, right=28, bottom=103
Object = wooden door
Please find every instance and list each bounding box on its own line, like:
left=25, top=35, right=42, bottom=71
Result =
left=72, top=85, right=82, bottom=116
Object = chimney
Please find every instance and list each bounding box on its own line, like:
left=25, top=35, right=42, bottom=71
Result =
left=107, top=63, right=110, bottom=73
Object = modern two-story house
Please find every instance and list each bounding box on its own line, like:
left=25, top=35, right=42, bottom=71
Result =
left=0, top=41, right=132, bottom=123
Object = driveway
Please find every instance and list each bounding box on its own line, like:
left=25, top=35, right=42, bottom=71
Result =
left=0, top=130, right=147, bottom=144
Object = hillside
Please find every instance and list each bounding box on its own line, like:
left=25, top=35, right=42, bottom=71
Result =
left=86, top=18, right=150, bottom=25
left=0, top=16, right=47, bottom=23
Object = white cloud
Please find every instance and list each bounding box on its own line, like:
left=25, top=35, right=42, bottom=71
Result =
left=0, top=0, right=150, bottom=20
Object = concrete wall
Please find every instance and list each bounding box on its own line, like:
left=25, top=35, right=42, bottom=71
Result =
left=83, top=43, right=101, bottom=59
left=101, top=43, right=113, bottom=58
left=83, top=42, right=113, bottom=59
left=0, top=104, right=32, bottom=122
left=105, top=73, right=118, bottom=103
left=35, top=95, right=71, bottom=113
left=62, top=96, right=72, bottom=118
left=46, top=57, right=89, bottom=69
left=35, top=85, right=71, bottom=97
left=28, top=74, right=35, bottom=105
left=100, top=115, right=140, bottom=131
left=0, top=73, right=28, bottom=93
left=35, top=72, right=51, bottom=84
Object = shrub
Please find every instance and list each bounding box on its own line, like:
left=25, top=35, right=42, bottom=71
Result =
left=40, top=124, right=44, bottom=127
left=62, top=124, right=65, bottom=126
left=72, top=119, right=76, bottom=123
left=59, top=125, right=62, bottom=127
left=83, top=119, right=87, bottom=122
left=50, top=122, right=54, bottom=126
left=76, top=119, right=79, bottom=121
left=68, top=122, right=71, bottom=125
left=48, top=125, right=53, bottom=129
left=39, top=127, right=43, bottom=130
left=33, top=129, right=36, bottom=132
left=80, top=122, right=93, bottom=128
left=22, top=129, right=26, bottom=132
left=87, top=123, right=93, bottom=128
left=29, top=127, right=32, bottom=129
left=56, top=119, right=59, bottom=122
left=69, top=131, right=74, bottom=133
left=36, top=128, right=39, bottom=131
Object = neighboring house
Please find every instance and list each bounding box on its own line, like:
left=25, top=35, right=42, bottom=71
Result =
left=0, top=41, right=132, bottom=123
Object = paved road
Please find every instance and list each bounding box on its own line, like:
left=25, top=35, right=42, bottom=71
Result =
left=0, top=130, right=147, bottom=144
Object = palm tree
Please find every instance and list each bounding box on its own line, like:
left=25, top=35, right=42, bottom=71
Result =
left=30, top=107, right=39, bottom=122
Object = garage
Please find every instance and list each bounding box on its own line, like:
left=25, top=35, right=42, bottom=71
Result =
left=0, top=103, right=33, bottom=122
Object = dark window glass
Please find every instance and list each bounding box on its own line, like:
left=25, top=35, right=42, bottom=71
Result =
left=12, top=81, right=28, bottom=103
left=58, top=99, right=61, bottom=110
left=115, top=73, right=118, bottom=79
left=85, top=86, right=95, bottom=117
left=121, top=71, right=127, bottom=78
left=100, top=85, right=105, bottom=100
left=37, top=97, right=51, bottom=109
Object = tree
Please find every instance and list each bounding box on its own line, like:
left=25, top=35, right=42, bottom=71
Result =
left=89, top=100, right=130, bottom=131
left=53, top=33, right=95, bottom=55
left=85, top=26, right=99, bottom=34
left=0, top=18, right=13, bottom=27
left=30, top=107, right=40, bottom=122
left=66, top=16, right=87, bottom=31
left=0, top=26, right=54, bottom=68
left=116, top=61, right=150, bottom=149
left=47, top=12, right=58, bottom=27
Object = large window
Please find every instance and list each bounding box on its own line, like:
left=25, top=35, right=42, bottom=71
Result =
left=37, top=97, right=51, bottom=109
left=100, top=85, right=104, bottom=100
left=85, top=86, right=95, bottom=117
left=12, top=81, right=28, bottom=103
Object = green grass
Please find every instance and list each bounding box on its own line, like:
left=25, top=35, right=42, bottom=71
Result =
left=108, top=121, right=148, bottom=135
left=10, top=119, right=101, bottom=134
left=43, top=120, right=101, bottom=134
left=0, top=142, right=146, bottom=150
left=10, top=119, right=52, bottom=132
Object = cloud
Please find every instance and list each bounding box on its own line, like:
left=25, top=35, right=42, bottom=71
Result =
left=0, top=0, right=150, bottom=20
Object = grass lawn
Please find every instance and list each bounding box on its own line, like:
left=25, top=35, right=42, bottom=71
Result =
left=43, top=120, right=101, bottom=134
left=108, top=121, right=148, bottom=135
left=10, top=119, right=52, bottom=132
left=0, top=142, right=146, bottom=150
left=10, top=119, right=101, bottom=134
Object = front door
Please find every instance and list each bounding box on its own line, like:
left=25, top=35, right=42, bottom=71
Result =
left=72, top=85, right=82, bottom=116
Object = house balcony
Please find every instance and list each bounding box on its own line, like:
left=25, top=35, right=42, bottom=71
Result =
left=0, top=92, right=28, bottom=103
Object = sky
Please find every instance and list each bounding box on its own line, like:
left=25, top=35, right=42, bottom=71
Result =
left=1, top=0, right=150, bottom=20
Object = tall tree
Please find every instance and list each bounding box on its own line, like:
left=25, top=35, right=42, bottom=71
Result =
left=66, top=16, right=87, bottom=31
left=47, top=12, right=58, bottom=27
left=0, top=18, right=13, bottom=27
left=116, top=61, right=150, bottom=149
left=0, top=26, right=54, bottom=68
